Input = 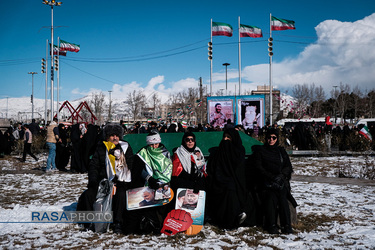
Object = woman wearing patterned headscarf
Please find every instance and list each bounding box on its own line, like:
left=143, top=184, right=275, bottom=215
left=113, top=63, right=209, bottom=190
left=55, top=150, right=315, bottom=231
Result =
left=131, top=131, right=173, bottom=234
left=171, top=132, right=206, bottom=193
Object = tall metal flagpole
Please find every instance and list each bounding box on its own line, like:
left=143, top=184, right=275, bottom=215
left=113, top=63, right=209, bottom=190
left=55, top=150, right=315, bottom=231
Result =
left=50, top=4, right=54, bottom=121
left=269, top=13, right=273, bottom=125
left=56, top=37, right=60, bottom=122
left=45, top=39, right=48, bottom=124
left=43, top=0, right=62, bottom=122
left=238, top=16, right=241, bottom=96
left=210, top=19, right=213, bottom=96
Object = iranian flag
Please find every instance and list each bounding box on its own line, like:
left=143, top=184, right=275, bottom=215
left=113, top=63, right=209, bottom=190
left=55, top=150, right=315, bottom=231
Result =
left=212, top=22, right=233, bottom=37
left=271, top=16, right=295, bottom=31
left=240, top=24, right=263, bottom=38
left=359, top=126, right=373, bottom=141
left=51, top=44, right=67, bottom=56
left=60, top=39, right=80, bottom=52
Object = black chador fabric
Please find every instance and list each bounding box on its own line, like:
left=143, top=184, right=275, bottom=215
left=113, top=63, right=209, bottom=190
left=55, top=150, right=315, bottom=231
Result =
left=81, top=124, right=100, bottom=173
left=206, top=128, right=255, bottom=229
left=70, top=124, right=84, bottom=173
left=56, top=124, right=70, bottom=170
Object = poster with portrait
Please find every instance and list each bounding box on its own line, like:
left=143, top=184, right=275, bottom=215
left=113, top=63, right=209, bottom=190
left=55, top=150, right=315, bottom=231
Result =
left=237, top=95, right=265, bottom=130
left=207, top=97, right=235, bottom=128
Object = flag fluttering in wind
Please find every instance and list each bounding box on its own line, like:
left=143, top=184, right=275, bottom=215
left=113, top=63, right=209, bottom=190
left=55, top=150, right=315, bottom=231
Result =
left=271, top=16, right=295, bottom=31
left=240, top=24, right=263, bottom=38
left=212, top=22, right=233, bottom=37
left=51, top=44, right=67, bottom=56
left=271, top=16, right=296, bottom=30
left=359, top=126, right=373, bottom=141
left=60, top=39, right=80, bottom=52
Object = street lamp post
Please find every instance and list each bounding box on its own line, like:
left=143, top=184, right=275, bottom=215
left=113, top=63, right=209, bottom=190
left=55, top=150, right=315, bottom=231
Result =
left=223, top=63, right=230, bottom=96
left=43, top=0, right=62, bottom=122
left=28, top=72, right=38, bottom=120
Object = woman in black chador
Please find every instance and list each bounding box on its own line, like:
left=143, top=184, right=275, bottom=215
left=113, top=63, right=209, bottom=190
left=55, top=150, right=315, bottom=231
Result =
left=206, top=128, right=255, bottom=229
left=252, top=128, right=296, bottom=234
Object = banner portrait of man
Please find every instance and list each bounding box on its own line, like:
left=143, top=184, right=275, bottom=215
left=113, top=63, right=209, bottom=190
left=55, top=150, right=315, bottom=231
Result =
left=208, top=100, right=234, bottom=128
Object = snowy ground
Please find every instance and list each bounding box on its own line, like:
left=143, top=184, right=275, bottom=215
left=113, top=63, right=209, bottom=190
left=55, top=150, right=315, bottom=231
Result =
left=0, top=153, right=375, bottom=249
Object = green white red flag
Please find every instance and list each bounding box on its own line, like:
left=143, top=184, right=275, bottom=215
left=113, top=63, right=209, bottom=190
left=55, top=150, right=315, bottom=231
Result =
left=271, top=16, right=295, bottom=31
left=212, top=22, right=233, bottom=37
left=359, top=126, right=372, bottom=141
left=60, top=39, right=80, bottom=52
left=51, top=44, right=67, bottom=56
left=240, top=24, right=263, bottom=38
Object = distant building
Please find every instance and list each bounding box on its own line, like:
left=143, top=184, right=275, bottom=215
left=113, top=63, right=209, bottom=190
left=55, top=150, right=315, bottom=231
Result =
left=251, top=85, right=281, bottom=123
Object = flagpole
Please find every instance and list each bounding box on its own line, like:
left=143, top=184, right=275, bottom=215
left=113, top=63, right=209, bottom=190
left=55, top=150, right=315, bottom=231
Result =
left=269, top=13, right=273, bottom=125
left=238, top=16, right=241, bottom=96
left=56, top=37, right=60, bottom=122
left=210, top=19, right=213, bottom=96
left=45, top=39, right=48, bottom=125
left=50, top=4, right=54, bottom=122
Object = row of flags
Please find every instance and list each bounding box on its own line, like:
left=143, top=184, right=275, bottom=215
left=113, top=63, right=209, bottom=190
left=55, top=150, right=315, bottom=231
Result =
left=53, top=39, right=81, bottom=56
left=212, top=16, right=295, bottom=38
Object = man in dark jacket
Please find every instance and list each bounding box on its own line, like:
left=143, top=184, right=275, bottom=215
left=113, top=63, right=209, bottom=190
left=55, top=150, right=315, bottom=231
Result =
left=76, top=123, right=137, bottom=234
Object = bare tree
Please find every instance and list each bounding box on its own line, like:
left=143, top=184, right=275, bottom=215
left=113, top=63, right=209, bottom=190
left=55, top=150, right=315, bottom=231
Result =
left=124, top=90, right=146, bottom=121
left=292, top=84, right=310, bottom=118
left=149, top=93, right=161, bottom=119
left=89, top=92, right=105, bottom=124
left=351, top=85, right=362, bottom=120
left=310, top=84, right=326, bottom=117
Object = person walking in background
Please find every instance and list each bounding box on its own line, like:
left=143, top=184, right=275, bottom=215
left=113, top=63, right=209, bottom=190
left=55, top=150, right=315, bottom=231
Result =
left=45, top=118, right=59, bottom=172
left=21, top=124, right=38, bottom=162
left=28, top=119, right=40, bottom=135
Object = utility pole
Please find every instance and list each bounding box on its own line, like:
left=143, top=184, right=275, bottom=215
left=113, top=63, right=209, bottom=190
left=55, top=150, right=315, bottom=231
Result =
left=199, top=77, right=203, bottom=124
left=28, top=72, right=38, bottom=120
left=108, top=90, right=112, bottom=121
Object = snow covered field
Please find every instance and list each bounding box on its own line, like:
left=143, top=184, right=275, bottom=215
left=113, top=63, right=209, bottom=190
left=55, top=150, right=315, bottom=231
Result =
left=0, top=154, right=375, bottom=249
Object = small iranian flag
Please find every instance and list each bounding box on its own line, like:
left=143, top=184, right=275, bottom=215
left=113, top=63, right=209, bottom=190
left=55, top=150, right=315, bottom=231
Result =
left=60, top=39, right=80, bottom=52
left=271, top=16, right=295, bottom=31
left=240, top=24, right=263, bottom=38
left=359, top=126, right=373, bottom=141
left=212, top=22, right=233, bottom=37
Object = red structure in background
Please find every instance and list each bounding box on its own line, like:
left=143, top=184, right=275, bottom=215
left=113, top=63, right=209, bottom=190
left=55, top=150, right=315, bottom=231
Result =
left=55, top=100, right=97, bottom=124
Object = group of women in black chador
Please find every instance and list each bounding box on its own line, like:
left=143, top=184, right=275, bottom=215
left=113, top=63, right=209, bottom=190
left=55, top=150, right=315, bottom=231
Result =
left=77, top=123, right=297, bottom=235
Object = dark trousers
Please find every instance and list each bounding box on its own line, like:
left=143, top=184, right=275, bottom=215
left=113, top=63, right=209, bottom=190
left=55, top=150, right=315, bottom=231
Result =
left=262, top=187, right=291, bottom=228
left=22, top=143, right=37, bottom=161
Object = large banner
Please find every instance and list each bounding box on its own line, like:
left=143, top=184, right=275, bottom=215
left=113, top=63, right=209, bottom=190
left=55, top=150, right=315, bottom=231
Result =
left=207, top=97, right=235, bottom=128
left=237, top=95, right=265, bottom=130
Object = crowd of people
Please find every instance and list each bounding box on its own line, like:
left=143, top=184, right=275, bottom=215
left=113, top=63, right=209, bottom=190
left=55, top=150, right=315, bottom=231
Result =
left=1, top=117, right=373, bottom=236
left=73, top=122, right=297, bottom=235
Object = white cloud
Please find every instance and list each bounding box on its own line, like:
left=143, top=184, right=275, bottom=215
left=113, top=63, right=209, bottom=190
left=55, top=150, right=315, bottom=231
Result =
left=72, top=14, right=375, bottom=103
left=237, top=13, right=375, bottom=96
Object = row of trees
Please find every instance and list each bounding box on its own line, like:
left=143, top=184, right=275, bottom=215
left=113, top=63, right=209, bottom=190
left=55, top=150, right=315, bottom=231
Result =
left=290, top=83, right=375, bottom=122
left=87, top=86, right=207, bottom=125
left=82, top=82, right=375, bottom=125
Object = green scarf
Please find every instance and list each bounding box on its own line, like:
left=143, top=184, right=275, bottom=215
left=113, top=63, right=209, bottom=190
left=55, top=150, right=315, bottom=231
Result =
left=138, top=145, right=172, bottom=184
